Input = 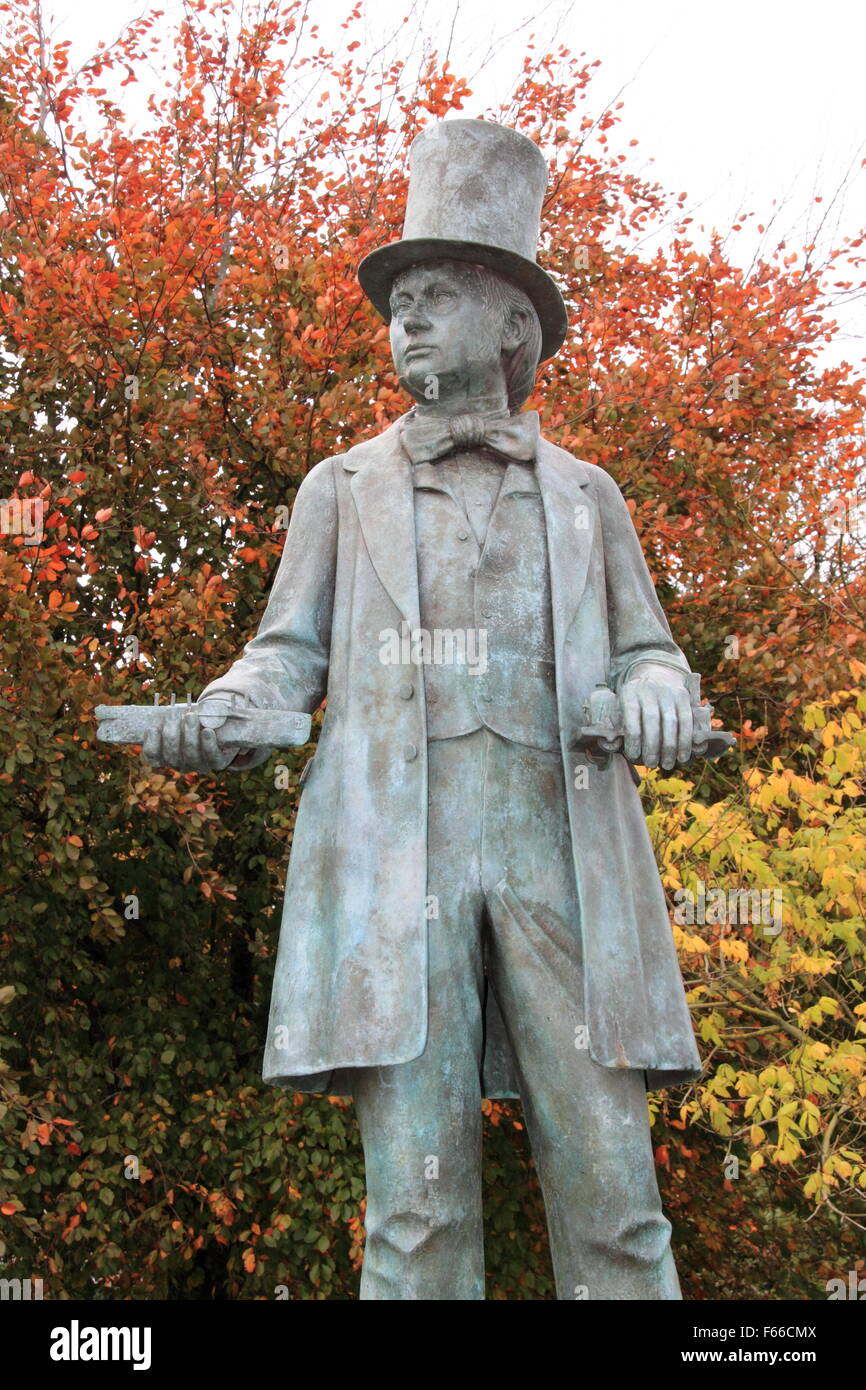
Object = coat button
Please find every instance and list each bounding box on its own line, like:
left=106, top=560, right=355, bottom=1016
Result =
left=457, top=528, right=470, bottom=541
left=404, top=743, right=418, bottom=761
left=398, top=680, right=414, bottom=700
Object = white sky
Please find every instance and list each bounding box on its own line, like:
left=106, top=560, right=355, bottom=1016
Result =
left=39, top=0, right=866, bottom=365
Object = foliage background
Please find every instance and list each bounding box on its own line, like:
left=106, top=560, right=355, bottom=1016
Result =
left=0, top=0, right=864, bottom=1298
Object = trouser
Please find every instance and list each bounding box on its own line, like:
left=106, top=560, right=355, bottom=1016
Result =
left=352, top=727, right=681, bottom=1300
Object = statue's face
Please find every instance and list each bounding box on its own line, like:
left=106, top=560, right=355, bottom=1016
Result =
left=389, top=262, right=506, bottom=404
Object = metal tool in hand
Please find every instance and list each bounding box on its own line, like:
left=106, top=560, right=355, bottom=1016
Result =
left=94, top=698, right=312, bottom=750
left=573, top=672, right=735, bottom=766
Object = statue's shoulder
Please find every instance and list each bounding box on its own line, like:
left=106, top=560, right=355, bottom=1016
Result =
left=294, top=417, right=405, bottom=498
left=337, top=416, right=407, bottom=474
left=536, top=435, right=613, bottom=493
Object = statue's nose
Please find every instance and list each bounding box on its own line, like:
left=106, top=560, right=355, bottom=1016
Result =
left=403, top=305, right=432, bottom=334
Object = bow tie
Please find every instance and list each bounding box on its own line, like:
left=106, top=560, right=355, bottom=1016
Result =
left=400, top=408, right=540, bottom=465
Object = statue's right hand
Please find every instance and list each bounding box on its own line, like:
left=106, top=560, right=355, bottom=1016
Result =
left=140, top=698, right=246, bottom=773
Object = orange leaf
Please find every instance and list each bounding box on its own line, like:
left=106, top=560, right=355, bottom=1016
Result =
left=48, top=589, right=62, bottom=609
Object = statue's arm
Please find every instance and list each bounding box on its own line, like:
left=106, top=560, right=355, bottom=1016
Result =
left=199, top=456, right=339, bottom=769
left=593, top=467, right=692, bottom=693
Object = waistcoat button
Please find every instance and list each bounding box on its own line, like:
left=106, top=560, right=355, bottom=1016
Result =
left=403, top=743, right=418, bottom=761
left=398, top=681, right=414, bottom=700
left=457, top=528, right=470, bottom=541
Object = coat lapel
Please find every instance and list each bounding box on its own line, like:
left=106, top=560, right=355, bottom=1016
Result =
left=535, top=437, right=595, bottom=660
left=343, top=417, right=421, bottom=631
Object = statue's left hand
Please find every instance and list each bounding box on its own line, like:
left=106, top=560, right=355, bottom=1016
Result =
left=621, top=665, right=693, bottom=770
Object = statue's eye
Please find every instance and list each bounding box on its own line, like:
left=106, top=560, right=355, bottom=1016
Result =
left=433, top=290, right=454, bottom=303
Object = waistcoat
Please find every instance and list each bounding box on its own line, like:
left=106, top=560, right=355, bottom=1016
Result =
left=413, top=452, right=559, bottom=751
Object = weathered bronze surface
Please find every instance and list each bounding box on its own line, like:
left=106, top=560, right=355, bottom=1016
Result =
left=100, top=119, right=733, bottom=1300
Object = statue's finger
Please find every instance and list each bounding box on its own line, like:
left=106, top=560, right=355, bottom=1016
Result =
left=161, top=708, right=183, bottom=769
left=640, top=691, right=661, bottom=767
left=202, top=727, right=231, bottom=771
left=177, top=711, right=202, bottom=770
left=660, top=694, right=678, bottom=770
left=675, top=692, right=694, bottom=763
left=622, top=690, right=642, bottom=761
left=140, top=729, right=160, bottom=765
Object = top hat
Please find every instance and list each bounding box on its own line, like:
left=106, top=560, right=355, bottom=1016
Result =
left=357, top=119, right=568, bottom=361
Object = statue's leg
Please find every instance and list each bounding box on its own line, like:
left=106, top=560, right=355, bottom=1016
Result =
left=480, top=731, right=681, bottom=1301
left=352, top=730, right=487, bottom=1300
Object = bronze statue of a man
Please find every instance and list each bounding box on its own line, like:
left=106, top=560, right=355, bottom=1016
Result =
left=140, top=119, right=704, bottom=1299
